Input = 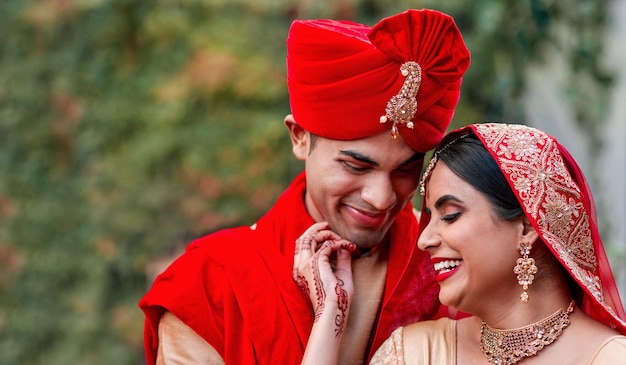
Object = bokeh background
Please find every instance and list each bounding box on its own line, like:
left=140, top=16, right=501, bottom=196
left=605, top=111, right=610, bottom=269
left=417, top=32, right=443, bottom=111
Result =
left=1, top=0, right=624, bottom=364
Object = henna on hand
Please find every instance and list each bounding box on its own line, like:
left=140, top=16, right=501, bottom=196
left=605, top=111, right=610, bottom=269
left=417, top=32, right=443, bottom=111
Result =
left=294, top=271, right=310, bottom=296
left=312, top=247, right=326, bottom=322
left=334, top=278, right=348, bottom=337
left=292, top=224, right=356, bottom=335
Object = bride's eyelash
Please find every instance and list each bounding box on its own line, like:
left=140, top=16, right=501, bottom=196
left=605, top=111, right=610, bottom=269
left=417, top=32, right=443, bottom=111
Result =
left=441, top=212, right=461, bottom=222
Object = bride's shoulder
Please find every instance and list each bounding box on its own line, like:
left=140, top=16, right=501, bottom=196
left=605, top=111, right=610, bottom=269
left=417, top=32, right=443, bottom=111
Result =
left=402, top=316, right=457, bottom=337
left=391, top=318, right=460, bottom=365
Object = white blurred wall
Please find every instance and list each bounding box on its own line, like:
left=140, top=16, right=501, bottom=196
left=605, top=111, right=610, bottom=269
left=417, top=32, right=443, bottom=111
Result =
left=603, top=0, right=626, bottom=298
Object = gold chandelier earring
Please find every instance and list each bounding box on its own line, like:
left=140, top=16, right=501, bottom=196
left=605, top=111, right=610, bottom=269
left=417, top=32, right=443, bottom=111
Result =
left=513, top=241, right=537, bottom=303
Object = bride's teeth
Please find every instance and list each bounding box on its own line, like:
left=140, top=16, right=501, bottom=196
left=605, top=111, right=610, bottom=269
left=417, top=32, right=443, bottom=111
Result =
left=434, top=260, right=461, bottom=273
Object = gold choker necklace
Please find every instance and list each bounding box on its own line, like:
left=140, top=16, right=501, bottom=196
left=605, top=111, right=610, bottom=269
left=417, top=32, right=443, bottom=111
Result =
left=480, top=301, right=575, bottom=365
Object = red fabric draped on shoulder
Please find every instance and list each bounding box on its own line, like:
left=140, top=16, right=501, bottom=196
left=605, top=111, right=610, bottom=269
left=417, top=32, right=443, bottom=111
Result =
left=140, top=172, right=443, bottom=363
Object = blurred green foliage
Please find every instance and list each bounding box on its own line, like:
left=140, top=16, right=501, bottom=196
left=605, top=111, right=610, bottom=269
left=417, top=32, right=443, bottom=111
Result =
left=0, top=0, right=612, bottom=364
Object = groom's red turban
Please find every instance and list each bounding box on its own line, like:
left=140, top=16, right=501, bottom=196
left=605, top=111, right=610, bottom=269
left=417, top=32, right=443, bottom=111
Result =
left=287, top=9, right=470, bottom=152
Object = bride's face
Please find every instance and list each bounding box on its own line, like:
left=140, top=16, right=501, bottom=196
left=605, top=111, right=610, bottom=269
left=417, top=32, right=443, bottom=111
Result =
left=418, top=162, right=524, bottom=314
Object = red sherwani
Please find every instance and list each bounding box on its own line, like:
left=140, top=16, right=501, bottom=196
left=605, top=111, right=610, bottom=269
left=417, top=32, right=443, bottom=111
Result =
left=139, top=172, right=440, bottom=364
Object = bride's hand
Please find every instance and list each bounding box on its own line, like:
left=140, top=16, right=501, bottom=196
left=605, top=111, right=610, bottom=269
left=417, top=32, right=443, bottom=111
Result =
left=293, top=222, right=356, bottom=336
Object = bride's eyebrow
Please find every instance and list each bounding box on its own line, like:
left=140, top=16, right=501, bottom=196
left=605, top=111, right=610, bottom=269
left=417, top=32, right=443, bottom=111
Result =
left=434, top=194, right=463, bottom=209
